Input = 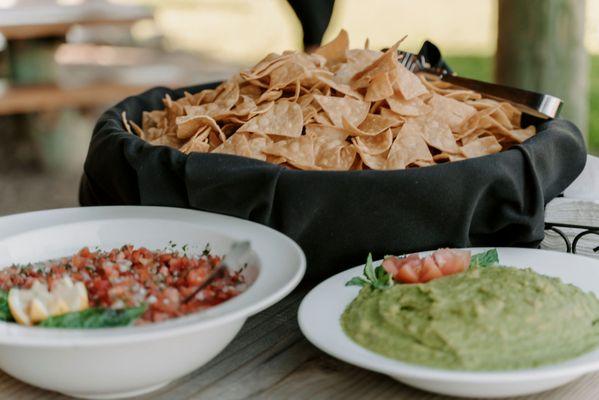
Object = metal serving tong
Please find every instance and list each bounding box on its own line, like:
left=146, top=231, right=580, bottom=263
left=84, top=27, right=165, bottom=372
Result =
left=398, top=41, right=563, bottom=120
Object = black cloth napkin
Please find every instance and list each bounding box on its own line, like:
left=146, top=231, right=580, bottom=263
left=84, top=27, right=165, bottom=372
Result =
left=80, top=83, right=587, bottom=280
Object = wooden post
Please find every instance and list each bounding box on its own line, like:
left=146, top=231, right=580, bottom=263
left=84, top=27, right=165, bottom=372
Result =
left=495, top=0, right=588, bottom=136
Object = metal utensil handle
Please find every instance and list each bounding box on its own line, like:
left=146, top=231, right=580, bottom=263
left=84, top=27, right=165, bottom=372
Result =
left=183, top=241, right=250, bottom=303
left=432, top=72, right=563, bottom=119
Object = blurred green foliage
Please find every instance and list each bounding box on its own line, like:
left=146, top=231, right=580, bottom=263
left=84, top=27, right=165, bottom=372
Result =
left=445, top=55, right=598, bottom=153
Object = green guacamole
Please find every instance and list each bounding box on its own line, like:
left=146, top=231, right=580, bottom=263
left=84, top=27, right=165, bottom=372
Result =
left=341, top=266, right=599, bottom=370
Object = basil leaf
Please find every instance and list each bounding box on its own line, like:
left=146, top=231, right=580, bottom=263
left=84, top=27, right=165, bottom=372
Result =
left=373, top=265, right=392, bottom=289
left=363, top=253, right=376, bottom=282
left=39, top=304, right=147, bottom=328
left=470, top=249, right=499, bottom=269
left=346, top=254, right=394, bottom=290
left=0, top=290, right=13, bottom=322
left=345, top=277, right=369, bottom=287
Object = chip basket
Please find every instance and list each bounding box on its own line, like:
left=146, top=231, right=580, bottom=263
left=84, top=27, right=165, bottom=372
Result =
left=80, top=79, right=586, bottom=280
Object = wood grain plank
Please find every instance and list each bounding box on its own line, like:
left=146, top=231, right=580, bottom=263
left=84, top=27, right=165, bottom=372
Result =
left=0, top=84, right=151, bottom=116
left=545, top=198, right=599, bottom=227
left=0, top=19, right=142, bottom=41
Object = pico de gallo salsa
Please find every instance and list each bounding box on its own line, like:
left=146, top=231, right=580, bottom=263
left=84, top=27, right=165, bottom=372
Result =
left=0, top=245, right=247, bottom=328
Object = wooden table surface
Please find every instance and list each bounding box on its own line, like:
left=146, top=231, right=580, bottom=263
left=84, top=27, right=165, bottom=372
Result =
left=2, top=198, right=599, bottom=400
left=0, top=84, right=150, bottom=116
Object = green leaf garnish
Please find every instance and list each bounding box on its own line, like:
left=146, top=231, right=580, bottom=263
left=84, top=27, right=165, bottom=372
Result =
left=345, top=253, right=393, bottom=290
left=39, top=304, right=147, bottom=328
left=363, top=253, right=376, bottom=281
left=470, top=249, right=499, bottom=269
left=345, top=277, right=369, bottom=287
left=0, top=290, right=14, bottom=322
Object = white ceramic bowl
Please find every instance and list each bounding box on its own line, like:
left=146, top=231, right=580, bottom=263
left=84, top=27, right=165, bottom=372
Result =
left=299, top=248, right=599, bottom=398
left=0, top=206, right=305, bottom=399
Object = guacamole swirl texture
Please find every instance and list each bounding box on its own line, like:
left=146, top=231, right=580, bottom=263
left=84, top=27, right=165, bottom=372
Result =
left=341, top=266, right=599, bottom=370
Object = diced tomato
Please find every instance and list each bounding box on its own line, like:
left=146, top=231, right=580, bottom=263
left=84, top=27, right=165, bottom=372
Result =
left=385, top=248, right=472, bottom=284
left=433, top=248, right=471, bottom=275
left=382, top=258, right=399, bottom=276
left=419, top=255, right=443, bottom=282
left=70, top=255, right=87, bottom=269
left=168, top=257, right=189, bottom=272
left=0, top=245, right=244, bottom=325
left=153, top=288, right=181, bottom=313
left=382, top=254, right=419, bottom=276
left=394, top=257, right=423, bottom=283
left=78, top=247, right=92, bottom=258
left=186, top=268, right=207, bottom=286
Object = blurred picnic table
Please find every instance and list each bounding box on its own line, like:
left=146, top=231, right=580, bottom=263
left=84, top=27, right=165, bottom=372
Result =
left=1, top=196, right=599, bottom=400
left=0, top=0, right=152, bottom=114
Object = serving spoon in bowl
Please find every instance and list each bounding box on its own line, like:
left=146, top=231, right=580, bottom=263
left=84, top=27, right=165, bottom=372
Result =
left=183, top=241, right=251, bottom=303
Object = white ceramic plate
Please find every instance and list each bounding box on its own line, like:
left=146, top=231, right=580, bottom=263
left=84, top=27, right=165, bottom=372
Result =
left=299, top=248, right=599, bottom=398
left=0, top=206, right=305, bottom=399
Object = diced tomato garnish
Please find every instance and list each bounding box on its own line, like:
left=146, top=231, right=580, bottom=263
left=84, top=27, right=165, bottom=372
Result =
left=419, top=255, right=443, bottom=282
left=385, top=248, right=471, bottom=284
left=70, top=255, right=87, bottom=269
left=433, top=248, right=471, bottom=275
left=78, top=247, right=92, bottom=258
left=395, top=256, right=422, bottom=283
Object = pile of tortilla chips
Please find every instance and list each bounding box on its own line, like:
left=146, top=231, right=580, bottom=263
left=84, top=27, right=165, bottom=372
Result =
left=124, top=30, right=535, bottom=170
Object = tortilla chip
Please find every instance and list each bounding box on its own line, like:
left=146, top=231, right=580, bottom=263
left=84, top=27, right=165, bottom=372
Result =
left=433, top=152, right=465, bottom=163
left=241, top=54, right=292, bottom=80
left=238, top=101, right=303, bottom=137
left=180, top=126, right=211, bottom=154
left=403, top=117, right=458, bottom=154
left=314, top=112, right=334, bottom=126
left=212, top=132, right=267, bottom=161
left=213, top=95, right=256, bottom=121
left=214, top=81, right=239, bottom=111
left=309, top=124, right=356, bottom=170
left=313, top=94, right=369, bottom=127
left=315, top=142, right=356, bottom=170
left=142, top=110, right=166, bottom=131
left=386, top=128, right=433, bottom=169
left=314, top=72, right=363, bottom=99
left=444, top=90, right=482, bottom=102
left=429, top=93, right=477, bottom=129
left=263, top=135, right=316, bottom=168
left=258, top=90, right=283, bottom=104
left=315, top=29, right=349, bottom=64
left=365, top=72, right=394, bottom=102
left=379, top=108, right=407, bottom=125
left=334, top=48, right=382, bottom=84
left=305, top=124, right=350, bottom=144
left=343, top=113, right=400, bottom=136
left=460, top=136, right=502, bottom=158
left=350, top=39, right=403, bottom=89
left=302, top=105, right=318, bottom=123
left=411, top=159, right=436, bottom=167
left=176, top=115, right=225, bottom=142
left=386, top=94, right=431, bottom=116
left=121, top=111, right=132, bottom=134
left=357, top=149, right=388, bottom=170
left=136, top=34, right=536, bottom=171
left=184, top=103, right=223, bottom=118
left=352, top=129, right=393, bottom=155
left=504, top=126, right=536, bottom=143
left=269, top=62, right=305, bottom=90
left=389, top=62, right=429, bottom=100
left=239, top=84, right=263, bottom=100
